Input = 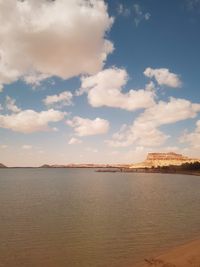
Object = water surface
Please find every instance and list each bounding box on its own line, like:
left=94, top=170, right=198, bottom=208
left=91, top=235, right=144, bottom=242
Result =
left=0, top=168, right=200, bottom=267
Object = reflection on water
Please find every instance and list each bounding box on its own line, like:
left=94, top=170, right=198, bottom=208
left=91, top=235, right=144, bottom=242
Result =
left=0, top=168, right=200, bottom=267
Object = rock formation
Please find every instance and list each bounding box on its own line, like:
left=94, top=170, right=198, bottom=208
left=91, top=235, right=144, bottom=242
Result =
left=130, top=152, right=200, bottom=168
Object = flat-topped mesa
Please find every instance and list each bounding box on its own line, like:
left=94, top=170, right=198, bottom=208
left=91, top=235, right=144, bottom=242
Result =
left=146, top=152, right=189, bottom=161
left=130, top=152, right=200, bottom=169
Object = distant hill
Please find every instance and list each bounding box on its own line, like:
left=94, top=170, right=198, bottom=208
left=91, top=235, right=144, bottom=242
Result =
left=0, top=163, right=7, bottom=168
left=40, top=164, right=52, bottom=168
left=40, top=163, right=130, bottom=168
left=40, top=164, right=70, bottom=168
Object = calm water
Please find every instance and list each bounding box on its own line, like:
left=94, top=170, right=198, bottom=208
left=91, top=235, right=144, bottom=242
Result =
left=0, top=169, right=200, bottom=267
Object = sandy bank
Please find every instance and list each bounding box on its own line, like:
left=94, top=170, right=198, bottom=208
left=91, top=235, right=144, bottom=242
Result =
left=135, top=238, right=200, bottom=267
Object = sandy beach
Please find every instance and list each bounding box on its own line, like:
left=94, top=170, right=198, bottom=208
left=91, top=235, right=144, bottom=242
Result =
left=135, top=238, right=200, bottom=267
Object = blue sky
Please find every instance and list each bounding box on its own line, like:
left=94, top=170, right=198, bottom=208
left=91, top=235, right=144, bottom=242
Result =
left=0, top=0, right=200, bottom=166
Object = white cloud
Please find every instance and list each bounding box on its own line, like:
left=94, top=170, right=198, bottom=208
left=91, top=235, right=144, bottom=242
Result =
left=6, top=96, right=21, bottom=113
left=136, top=97, right=200, bottom=127
left=23, top=72, right=50, bottom=86
left=68, top=137, right=82, bottom=145
left=0, top=0, right=114, bottom=86
left=107, top=98, right=200, bottom=148
left=133, top=4, right=151, bottom=26
left=80, top=67, right=155, bottom=111
left=0, top=109, right=65, bottom=133
left=43, top=91, right=73, bottom=107
left=66, top=116, right=109, bottom=136
left=144, top=67, right=181, bottom=88
left=180, top=120, right=200, bottom=148
left=22, top=145, right=32, bottom=150
left=106, top=123, right=168, bottom=148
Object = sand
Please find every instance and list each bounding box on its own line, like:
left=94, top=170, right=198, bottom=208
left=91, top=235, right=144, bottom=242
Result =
left=135, top=238, right=200, bottom=267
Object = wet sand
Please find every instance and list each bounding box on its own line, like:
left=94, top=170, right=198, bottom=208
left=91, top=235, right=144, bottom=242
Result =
left=135, top=238, right=200, bottom=267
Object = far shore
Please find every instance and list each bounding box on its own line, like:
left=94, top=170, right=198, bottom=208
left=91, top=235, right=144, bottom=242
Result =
left=0, top=166, right=200, bottom=176
left=135, top=238, right=200, bottom=267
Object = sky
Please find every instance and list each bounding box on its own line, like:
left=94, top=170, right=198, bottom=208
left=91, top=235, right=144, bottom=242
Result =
left=0, top=0, right=200, bottom=167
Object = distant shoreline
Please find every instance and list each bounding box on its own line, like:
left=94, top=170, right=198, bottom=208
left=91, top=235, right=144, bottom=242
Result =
left=1, top=166, right=200, bottom=176
left=96, top=168, right=200, bottom=176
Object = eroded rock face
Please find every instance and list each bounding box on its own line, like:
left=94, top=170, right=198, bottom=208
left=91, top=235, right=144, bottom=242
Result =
left=130, top=152, right=200, bottom=168
left=146, top=152, right=188, bottom=161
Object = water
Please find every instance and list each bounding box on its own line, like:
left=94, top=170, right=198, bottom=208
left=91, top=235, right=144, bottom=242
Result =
left=0, top=168, right=200, bottom=267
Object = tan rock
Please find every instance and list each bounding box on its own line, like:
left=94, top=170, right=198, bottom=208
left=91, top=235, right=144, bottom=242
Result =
left=130, top=152, right=200, bottom=169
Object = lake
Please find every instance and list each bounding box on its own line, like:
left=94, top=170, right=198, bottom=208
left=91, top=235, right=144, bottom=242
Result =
left=0, top=168, right=200, bottom=267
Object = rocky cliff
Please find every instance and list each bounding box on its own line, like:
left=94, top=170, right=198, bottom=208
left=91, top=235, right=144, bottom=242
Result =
left=146, top=152, right=189, bottom=161
left=130, top=152, right=200, bottom=168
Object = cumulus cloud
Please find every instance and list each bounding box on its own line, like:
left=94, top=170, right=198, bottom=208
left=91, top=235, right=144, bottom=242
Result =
left=43, top=91, right=73, bottom=107
left=5, top=96, right=21, bottom=113
left=0, top=0, right=114, bottom=86
left=144, top=67, right=181, bottom=88
left=180, top=120, right=200, bottom=148
left=0, top=109, right=65, bottom=133
left=136, top=97, right=200, bottom=126
left=106, top=123, right=168, bottom=148
left=68, top=137, right=82, bottom=145
left=107, top=98, right=200, bottom=147
left=66, top=116, right=109, bottom=136
left=79, top=67, right=155, bottom=111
